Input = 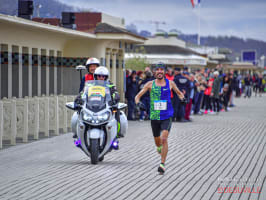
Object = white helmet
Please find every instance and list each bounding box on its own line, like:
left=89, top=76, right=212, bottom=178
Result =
left=86, top=57, right=100, bottom=70
left=94, top=66, right=109, bottom=80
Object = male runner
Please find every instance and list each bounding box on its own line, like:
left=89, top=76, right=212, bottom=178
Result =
left=135, top=63, right=185, bottom=174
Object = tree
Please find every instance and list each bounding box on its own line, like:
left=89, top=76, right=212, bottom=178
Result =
left=125, top=47, right=149, bottom=70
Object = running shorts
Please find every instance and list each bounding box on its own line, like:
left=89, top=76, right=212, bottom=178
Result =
left=151, top=118, right=172, bottom=137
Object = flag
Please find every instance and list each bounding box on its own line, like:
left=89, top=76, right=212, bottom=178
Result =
left=191, top=0, right=201, bottom=8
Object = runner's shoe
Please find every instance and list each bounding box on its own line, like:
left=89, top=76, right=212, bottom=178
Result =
left=158, top=163, right=165, bottom=174
left=157, top=145, right=162, bottom=154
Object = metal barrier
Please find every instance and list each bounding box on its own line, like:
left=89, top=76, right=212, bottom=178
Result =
left=0, top=95, right=76, bottom=149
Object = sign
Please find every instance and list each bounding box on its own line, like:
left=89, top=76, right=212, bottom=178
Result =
left=242, top=50, right=256, bottom=63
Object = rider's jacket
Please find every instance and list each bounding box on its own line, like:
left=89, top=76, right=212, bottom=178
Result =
left=79, top=73, right=94, bottom=92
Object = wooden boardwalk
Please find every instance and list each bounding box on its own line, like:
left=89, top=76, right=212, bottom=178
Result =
left=0, top=95, right=265, bottom=200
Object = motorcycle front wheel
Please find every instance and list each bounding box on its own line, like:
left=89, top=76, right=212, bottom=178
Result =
left=90, top=139, right=99, bottom=165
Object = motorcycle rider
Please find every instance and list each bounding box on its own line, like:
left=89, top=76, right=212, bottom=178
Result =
left=79, top=57, right=100, bottom=92
left=73, top=66, right=122, bottom=138
left=93, top=66, right=120, bottom=107
left=72, top=57, right=99, bottom=138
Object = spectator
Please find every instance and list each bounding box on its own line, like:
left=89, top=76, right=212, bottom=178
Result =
left=145, top=66, right=152, bottom=73
left=220, top=83, right=229, bottom=111
left=138, top=70, right=153, bottom=121
left=193, top=73, right=205, bottom=115
left=172, top=67, right=181, bottom=120
left=229, top=73, right=236, bottom=107
left=244, top=74, right=252, bottom=98
left=126, top=70, right=138, bottom=120
left=203, top=74, right=214, bottom=114
left=184, top=73, right=194, bottom=121
left=255, top=74, right=263, bottom=97
left=174, top=70, right=190, bottom=122
left=136, top=70, right=144, bottom=84
left=126, top=69, right=132, bottom=78
left=211, top=71, right=221, bottom=114
left=165, top=67, right=175, bottom=108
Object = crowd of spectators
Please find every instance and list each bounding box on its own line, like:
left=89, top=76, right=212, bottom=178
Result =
left=125, top=65, right=266, bottom=122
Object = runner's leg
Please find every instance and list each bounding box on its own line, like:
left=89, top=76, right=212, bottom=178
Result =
left=161, top=130, right=169, bottom=164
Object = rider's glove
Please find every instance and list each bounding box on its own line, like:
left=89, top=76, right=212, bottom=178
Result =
left=74, top=95, right=84, bottom=106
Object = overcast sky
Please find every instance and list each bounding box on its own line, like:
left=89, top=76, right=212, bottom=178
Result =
left=58, top=0, right=266, bottom=42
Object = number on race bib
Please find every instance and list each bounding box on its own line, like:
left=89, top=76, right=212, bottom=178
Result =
left=154, top=100, right=167, bottom=110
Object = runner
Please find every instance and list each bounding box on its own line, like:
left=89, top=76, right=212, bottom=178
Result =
left=135, top=63, right=185, bottom=174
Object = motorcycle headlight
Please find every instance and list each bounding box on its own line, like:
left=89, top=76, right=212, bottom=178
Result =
left=83, top=111, right=110, bottom=124
left=101, top=112, right=110, bottom=121
left=95, top=112, right=110, bottom=122
left=82, top=112, right=93, bottom=121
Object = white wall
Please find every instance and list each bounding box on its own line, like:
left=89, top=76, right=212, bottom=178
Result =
left=101, top=13, right=125, bottom=28
left=0, top=21, right=66, bottom=51
left=145, top=36, right=186, bottom=48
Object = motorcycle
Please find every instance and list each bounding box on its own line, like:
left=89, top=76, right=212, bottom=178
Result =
left=66, top=80, right=128, bottom=164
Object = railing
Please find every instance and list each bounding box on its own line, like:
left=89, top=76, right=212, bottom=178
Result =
left=0, top=95, right=76, bottom=149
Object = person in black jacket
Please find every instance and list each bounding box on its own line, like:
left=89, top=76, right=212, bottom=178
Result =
left=126, top=70, right=138, bottom=120
left=173, top=70, right=190, bottom=122
left=244, top=74, right=253, bottom=98
left=138, top=70, right=153, bottom=120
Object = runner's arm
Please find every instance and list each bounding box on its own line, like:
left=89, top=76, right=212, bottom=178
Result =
left=170, top=81, right=185, bottom=100
left=135, top=81, right=152, bottom=104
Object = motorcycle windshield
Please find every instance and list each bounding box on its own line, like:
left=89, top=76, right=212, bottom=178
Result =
left=83, top=80, right=112, bottom=112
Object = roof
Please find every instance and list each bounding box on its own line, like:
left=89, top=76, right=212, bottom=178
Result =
left=0, top=14, right=96, bottom=39
left=222, top=62, right=260, bottom=70
left=32, top=18, right=61, bottom=26
left=125, top=53, right=207, bottom=66
left=95, top=23, right=146, bottom=40
left=133, top=45, right=202, bottom=56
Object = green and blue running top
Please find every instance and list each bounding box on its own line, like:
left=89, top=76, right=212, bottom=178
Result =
left=150, top=79, right=173, bottom=120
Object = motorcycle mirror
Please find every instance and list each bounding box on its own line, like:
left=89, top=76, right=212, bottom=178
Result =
left=75, top=65, right=86, bottom=71
left=118, top=103, right=127, bottom=110
left=76, top=65, right=86, bottom=82
left=65, top=102, right=78, bottom=110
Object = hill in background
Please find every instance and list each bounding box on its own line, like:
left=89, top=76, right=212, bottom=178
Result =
left=179, top=34, right=266, bottom=62
left=1, top=0, right=265, bottom=63
left=0, top=0, right=78, bottom=17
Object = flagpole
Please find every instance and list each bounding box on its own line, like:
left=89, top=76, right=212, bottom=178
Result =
left=197, top=3, right=201, bottom=46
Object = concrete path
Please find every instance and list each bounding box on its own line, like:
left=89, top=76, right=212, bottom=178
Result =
left=0, top=95, right=265, bottom=200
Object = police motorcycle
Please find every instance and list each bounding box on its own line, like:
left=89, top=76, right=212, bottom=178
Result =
left=66, top=71, right=128, bottom=164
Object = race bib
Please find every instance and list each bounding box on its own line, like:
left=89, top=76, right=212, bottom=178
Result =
left=154, top=100, right=167, bottom=110
left=88, top=86, right=106, bottom=97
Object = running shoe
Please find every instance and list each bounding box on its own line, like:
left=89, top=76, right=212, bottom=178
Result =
left=158, top=163, right=165, bottom=174
left=157, top=145, right=162, bottom=154
left=204, top=110, right=208, bottom=114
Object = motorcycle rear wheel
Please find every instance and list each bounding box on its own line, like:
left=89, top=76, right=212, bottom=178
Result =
left=90, top=139, right=99, bottom=165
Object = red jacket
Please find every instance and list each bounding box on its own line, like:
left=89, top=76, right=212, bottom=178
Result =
left=85, top=73, right=94, bottom=81
left=204, top=78, right=214, bottom=95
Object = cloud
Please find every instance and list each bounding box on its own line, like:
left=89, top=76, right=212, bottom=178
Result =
left=57, top=0, right=266, bottom=41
